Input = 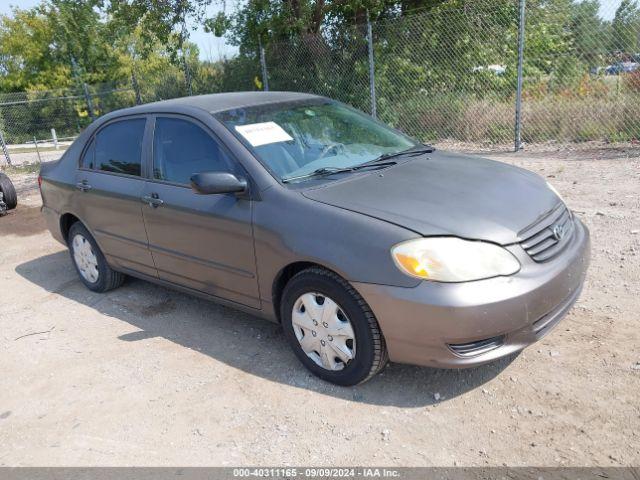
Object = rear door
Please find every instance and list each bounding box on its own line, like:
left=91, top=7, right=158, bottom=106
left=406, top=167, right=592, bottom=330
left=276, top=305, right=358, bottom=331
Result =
left=141, top=115, right=260, bottom=308
left=74, top=116, right=156, bottom=277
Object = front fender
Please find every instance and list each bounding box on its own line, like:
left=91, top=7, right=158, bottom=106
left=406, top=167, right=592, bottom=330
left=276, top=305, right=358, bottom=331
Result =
left=253, top=187, right=421, bottom=317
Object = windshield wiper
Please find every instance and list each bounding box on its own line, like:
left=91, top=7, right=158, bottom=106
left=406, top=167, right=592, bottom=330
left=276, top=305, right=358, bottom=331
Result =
left=282, top=161, right=397, bottom=184
left=280, top=144, right=434, bottom=183
left=363, top=144, right=435, bottom=166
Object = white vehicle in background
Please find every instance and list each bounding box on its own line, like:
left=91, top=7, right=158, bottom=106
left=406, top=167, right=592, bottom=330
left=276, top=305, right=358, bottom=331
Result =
left=472, top=64, right=506, bottom=75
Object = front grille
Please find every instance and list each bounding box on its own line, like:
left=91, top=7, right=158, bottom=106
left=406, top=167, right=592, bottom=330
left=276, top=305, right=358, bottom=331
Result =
left=519, top=204, right=575, bottom=262
left=448, top=335, right=504, bottom=357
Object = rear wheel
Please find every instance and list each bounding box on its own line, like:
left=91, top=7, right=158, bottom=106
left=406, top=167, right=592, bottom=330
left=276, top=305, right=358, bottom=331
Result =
left=0, top=173, right=17, bottom=210
left=68, top=222, right=125, bottom=292
left=281, top=267, right=388, bottom=386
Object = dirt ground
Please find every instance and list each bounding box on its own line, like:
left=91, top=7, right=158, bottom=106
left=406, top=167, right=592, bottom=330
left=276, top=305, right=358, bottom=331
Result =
left=0, top=146, right=639, bottom=467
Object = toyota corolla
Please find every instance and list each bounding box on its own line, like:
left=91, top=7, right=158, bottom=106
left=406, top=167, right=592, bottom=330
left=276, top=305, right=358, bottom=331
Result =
left=39, top=92, right=590, bottom=385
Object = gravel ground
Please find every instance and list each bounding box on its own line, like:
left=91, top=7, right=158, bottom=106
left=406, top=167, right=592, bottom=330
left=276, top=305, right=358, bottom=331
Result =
left=0, top=147, right=638, bottom=466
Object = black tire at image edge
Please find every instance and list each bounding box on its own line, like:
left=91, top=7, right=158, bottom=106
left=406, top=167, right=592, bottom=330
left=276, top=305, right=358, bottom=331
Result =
left=0, top=173, right=17, bottom=210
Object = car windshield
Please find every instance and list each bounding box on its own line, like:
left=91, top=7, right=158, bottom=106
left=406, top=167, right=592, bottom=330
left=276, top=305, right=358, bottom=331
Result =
left=214, top=99, right=418, bottom=182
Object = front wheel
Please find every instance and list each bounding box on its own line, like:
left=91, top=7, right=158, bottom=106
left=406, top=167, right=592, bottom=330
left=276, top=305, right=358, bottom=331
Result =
left=281, top=267, right=388, bottom=386
left=68, top=222, right=125, bottom=292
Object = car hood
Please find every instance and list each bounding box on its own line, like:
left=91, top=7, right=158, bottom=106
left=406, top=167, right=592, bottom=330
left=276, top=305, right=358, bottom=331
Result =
left=301, top=151, right=560, bottom=245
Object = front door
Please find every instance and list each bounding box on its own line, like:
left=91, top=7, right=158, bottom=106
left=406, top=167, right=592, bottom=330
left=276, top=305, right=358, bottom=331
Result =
left=74, top=116, right=156, bottom=277
left=141, top=115, right=260, bottom=308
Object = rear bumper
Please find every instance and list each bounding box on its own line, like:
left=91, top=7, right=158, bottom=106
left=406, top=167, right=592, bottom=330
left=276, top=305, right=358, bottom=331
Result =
left=42, top=205, right=65, bottom=245
left=353, top=218, right=590, bottom=368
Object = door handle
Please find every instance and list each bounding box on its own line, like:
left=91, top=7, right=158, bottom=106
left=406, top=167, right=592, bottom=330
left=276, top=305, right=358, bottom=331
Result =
left=76, top=181, right=92, bottom=192
left=142, top=194, right=164, bottom=208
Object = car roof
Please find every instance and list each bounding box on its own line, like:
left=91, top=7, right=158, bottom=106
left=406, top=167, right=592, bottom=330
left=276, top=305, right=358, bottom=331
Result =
left=110, top=91, right=324, bottom=117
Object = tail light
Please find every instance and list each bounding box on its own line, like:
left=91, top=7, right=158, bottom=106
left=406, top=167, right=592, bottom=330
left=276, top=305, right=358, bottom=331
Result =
left=38, top=174, right=42, bottom=190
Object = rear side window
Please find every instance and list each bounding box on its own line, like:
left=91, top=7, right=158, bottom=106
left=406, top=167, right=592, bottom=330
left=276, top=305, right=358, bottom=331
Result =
left=152, top=117, right=233, bottom=185
left=92, top=118, right=146, bottom=176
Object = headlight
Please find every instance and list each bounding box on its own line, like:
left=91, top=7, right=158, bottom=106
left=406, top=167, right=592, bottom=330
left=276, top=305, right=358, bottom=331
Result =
left=546, top=181, right=565, bottom=204
left=391, top=237, right=520, bottom=282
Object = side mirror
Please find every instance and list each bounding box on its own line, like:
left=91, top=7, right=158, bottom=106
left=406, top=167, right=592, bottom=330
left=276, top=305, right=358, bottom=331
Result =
left=190, top=172, right=248, bottom=195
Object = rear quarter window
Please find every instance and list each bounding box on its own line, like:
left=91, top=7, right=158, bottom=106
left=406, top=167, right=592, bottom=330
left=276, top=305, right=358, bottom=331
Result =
left=80, top=139, right=95, bottom=169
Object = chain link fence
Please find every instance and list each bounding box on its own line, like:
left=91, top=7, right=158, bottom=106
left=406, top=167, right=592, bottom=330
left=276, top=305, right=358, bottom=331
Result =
left=0, top=83, right=138, bottom=165
left=264, top=0, right=640, bottom=151
left=371, top=3, right=519, bottom=149
left=520, top=0, right=640, bottom=147
left=0, top=84, right=137, bottom=144
left=266, top=23, right=373, bottom=115
left=2, top=0, right=640, bottom=165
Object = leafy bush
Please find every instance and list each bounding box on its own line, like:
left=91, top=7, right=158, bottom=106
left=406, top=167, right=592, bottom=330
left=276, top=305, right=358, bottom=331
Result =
left=623, top=70, right=640, bottom=93
left=378, top=90, right=640, bottom=145
left=523, top=95, right=640, bottom=142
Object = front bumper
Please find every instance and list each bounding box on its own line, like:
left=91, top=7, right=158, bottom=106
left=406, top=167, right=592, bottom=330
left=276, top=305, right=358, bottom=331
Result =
left=353, top=218, right=590, bottom=368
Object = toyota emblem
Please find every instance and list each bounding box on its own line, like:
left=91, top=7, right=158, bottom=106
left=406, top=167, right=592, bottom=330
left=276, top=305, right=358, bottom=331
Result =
left=552, top=224, right=565, bottom=241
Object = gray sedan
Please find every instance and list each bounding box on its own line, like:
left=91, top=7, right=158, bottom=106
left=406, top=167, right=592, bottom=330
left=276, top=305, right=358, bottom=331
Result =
left=39, top=92, right=590, bottom=385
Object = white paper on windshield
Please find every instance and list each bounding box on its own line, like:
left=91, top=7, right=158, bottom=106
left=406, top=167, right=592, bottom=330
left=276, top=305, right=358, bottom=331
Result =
left=235, top=122, right=293, bottom=147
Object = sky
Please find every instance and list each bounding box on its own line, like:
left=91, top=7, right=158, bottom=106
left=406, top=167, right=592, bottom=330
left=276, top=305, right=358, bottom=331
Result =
left=186, top=2, right=239, bottom=61
left=0, top=0, right=627, bottom=59
left=599, top=0, right=624, bottom=19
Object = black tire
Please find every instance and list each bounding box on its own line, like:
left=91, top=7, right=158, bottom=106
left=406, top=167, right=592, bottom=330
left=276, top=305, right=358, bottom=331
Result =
left=0, top=173, right=17, bottom=210
left=68, top=222, right=125, bottom=293
left=280, top=267, right=388, bottom=386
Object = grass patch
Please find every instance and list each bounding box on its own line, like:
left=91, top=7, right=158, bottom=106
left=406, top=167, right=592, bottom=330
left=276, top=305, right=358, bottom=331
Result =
left=379, top=91, right=640, bottom=144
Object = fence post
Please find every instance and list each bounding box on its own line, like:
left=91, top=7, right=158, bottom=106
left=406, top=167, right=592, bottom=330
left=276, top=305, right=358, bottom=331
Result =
left=33, top=137, right=42, bottom=163
left=82, top=83, right=95, bottom=121
left=0, top=130, right=10, bottom=166
left=51, top=128, right=58, bottom=149
left=514, top=0, right=526, bottom=152
left=131, top=71, right=142, bottom=105
left=259, top=38, right=270, bottom=92
left=366, top=13, right=378, bottom=119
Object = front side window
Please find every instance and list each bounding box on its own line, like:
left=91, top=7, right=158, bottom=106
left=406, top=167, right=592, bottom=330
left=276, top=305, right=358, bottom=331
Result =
left=214, top=100, right=417, bottom=182
left=94, top=118, right=146, bottom=176
left=152, top=117, right=233, bottom=185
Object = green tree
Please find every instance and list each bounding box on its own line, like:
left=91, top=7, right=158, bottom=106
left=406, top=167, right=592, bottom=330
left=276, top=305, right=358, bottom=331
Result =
left=224, top=0, right=449, bottom=51
left=0, top=0, right=123, bottom=92
left=0, top=7, right=62, bottom=91
left=610, top=0, right=640, bottom=55
left=107, top=0, right=218, bottom=62
left=570, top=0, right=607, bottom=65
